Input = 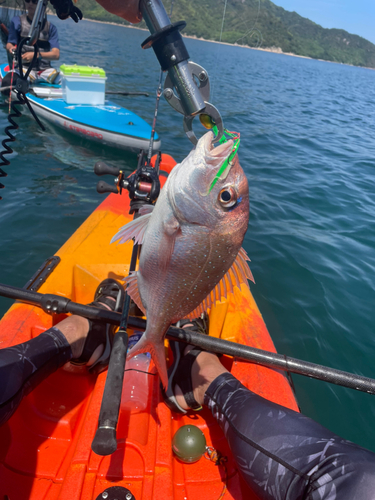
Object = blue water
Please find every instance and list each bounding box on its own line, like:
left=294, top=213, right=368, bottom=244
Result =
left=1, top=16, right=375, bottom=452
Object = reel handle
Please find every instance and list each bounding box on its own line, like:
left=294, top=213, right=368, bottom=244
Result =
left=94, top=161, right=120, bottom=177
left=96, top=180, right=118, bottom=194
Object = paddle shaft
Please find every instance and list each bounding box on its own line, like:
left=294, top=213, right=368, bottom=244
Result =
left=105, top=91, right=149, bottom=97
left=1, top=282, right=375, bottom=396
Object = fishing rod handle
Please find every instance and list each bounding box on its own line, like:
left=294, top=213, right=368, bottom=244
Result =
left=91, top=327, right=129, bottom=456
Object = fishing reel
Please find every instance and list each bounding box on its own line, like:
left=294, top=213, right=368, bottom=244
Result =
left=94, top=149, right=161, bottom=211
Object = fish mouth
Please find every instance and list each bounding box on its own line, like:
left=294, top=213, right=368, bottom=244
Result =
left=203, top=131, right=234, bottom=163
left=200, top=131, right=236, bottom=195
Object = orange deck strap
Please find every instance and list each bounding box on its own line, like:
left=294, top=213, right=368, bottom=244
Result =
left=0, top=155, right=298, bottom=500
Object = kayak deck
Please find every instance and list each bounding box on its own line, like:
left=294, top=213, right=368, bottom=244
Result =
left=0, top=156, right=298, bottom=499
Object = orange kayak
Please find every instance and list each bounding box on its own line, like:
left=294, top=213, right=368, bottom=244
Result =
left=0, top=153, right=298, bottom=500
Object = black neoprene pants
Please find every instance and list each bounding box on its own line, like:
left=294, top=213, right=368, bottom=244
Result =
left=1, top=327, right=375, bottom=499
left=205, top=372, right=375, bottom=500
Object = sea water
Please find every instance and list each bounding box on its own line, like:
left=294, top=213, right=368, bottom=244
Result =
left=0, top=16, right=374, bottom=452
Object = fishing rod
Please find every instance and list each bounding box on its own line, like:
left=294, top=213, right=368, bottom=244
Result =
left=0, top=281, right=374, bottom=396
left=90, top=150, right=161, bottom=455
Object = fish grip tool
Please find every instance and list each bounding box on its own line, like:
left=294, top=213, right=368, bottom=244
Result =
left=139, top=0, right=224, bottom=145
left=92, top=150, right=160, bottom=456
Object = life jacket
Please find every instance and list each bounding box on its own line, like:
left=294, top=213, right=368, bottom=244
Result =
left=19, top=14, right=51, bottom=71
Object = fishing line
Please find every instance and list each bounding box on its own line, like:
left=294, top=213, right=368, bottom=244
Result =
left=219, top=0, right=228, bottom=44
left=212, top=0, right=262, bottom=104
left=235, top=0, right=262, bottom=47
left=210, top=0, right=228, bottom=103
left=147, top=0, right=176, bottom=163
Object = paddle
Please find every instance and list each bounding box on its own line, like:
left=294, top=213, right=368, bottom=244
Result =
left=0, top=281, right=375, bottom=396
left=105, top=91, right=149, bottom=97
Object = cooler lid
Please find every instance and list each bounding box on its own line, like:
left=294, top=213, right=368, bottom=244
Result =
left=60, top=65, right=106, bottom=77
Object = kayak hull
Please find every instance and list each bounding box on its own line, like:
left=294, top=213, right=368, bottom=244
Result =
left=0, top=63, right=161, bottom=153
left=0, top=154, right=298, bottom=499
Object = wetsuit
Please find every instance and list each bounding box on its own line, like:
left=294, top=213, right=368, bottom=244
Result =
left=1, top=329, right=375, bottom=499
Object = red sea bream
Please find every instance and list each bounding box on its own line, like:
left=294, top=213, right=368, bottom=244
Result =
left=111, top=131, right=254, bottom=388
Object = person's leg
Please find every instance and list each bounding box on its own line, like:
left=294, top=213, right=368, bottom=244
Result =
left=0, top=279, right=123, bottom=427
left=0, top=317, right=87, bottom=427
left=38, top=67, right=60, bottom=84
left=173, top=347, right=375, bottom=500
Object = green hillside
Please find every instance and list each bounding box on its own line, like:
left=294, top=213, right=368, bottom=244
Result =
left=74, top=0, right=375, bottom=68
left=3, top=0, right=375, bottom=68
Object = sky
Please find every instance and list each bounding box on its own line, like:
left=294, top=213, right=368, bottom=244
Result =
left=272, top=0, right=375, bottom=45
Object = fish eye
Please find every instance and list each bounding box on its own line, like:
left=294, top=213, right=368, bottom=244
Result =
left=218, top=187, right=237, bottom=208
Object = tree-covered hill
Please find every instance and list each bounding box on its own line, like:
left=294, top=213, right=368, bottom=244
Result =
left=5, top=0, right=375, bottom=68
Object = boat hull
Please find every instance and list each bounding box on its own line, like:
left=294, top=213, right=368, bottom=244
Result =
left=0, top=63, right=161, bottom=153
left=0, top=154, right=298, bottom=499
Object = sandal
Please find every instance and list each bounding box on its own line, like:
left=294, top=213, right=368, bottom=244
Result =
left=163, top=315, right=209, bottom=414
left=70, top=278, right=125, bottom=374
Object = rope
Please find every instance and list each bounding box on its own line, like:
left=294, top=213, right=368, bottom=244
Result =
left=8, top=53, right=16, bottom=114
left=205, top=446, right=228, bottom=500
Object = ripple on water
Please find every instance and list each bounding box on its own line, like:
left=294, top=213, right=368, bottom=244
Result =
left=0, top=18, right=375, bottom=452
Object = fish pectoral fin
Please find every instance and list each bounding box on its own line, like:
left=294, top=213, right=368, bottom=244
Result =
left=123, top=271, right=146, bottom=314
left=139, top=205, right=154, bottom=216
left=159, top=216, right=180, bottom=272
left=111, top=213, right=152, bottom=245
left=183, top=247, right=254, bottom=321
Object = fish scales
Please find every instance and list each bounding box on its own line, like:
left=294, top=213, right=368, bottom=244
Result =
left=112, top=131, right=251, bottom=389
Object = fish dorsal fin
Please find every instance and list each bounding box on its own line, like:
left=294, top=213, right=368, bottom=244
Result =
left=183, top=247, right=254, bottom=320
left=111, top=213, right=152, bottom=245
left=123, top=271, right=146, bottom=314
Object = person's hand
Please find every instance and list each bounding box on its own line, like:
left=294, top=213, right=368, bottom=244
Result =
left=94, top=0, right=142, bottom=24
left=21, top=52, right=35, bottom=63
left=49, top=0, right=83, bottom=23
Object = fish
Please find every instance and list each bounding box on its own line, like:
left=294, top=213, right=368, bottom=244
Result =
left=111, top=130, right=254, bottom=389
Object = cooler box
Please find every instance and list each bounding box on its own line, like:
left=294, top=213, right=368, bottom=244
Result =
left=60, top=65, right=107, bottom=105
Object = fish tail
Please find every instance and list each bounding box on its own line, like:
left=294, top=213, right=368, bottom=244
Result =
left=127, top=335, right=168, bottom=390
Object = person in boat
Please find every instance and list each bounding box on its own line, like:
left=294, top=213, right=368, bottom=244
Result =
left=0, top=278, right=375, bottom=500
left=6, top=0, right=60, bottom=84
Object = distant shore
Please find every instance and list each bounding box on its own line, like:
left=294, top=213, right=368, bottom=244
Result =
left=9, top=10, right=363, bottom=70
left=79, top=16, right=314, bottom=61
left=76, top=15, right=374, bottom=69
